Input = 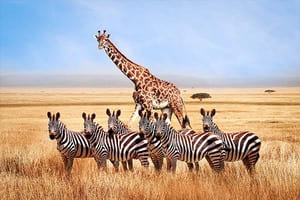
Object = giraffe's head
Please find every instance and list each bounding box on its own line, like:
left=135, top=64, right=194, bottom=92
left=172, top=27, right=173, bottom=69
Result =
left=200, top=108, right=216, bottom=133
left=106, top=108, right=121, bottom=135
left=95, top=30, right=110, bottom=50
left=47, top=112, right=60, bottom=140
left=82, top=112, right=96, bottom=139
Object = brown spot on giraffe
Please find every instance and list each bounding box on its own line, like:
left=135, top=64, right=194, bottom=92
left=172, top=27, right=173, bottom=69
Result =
left=95, top=30, right=191, bottom=128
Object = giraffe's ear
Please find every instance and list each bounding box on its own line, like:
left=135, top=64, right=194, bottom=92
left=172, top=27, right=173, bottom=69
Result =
left=154, top=112, right=159, bottom=121
left=47, top=112, right=51, bottom=119
left=82, top=112, right=87, bottom=120
left=162, top=113, right=168, bottom=121
left=211, top=109, right=216, bottom=117
left=200, top=108, right=205, bottom=116
left=56, top=112, right=60, bottom=121
left=116, top=110, right=121, bottom=118
left=106, top=108, right=111, bottom=117
left=91, top=113, right=96, bottom=121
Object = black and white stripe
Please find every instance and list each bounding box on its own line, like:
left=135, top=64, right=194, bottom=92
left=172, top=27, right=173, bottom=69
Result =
left=200, top=108, right=261, bottom=173
left=154, top=113, right=224, bottom=173
left=47, top=112, right=93, bottom=175
left=83, top=113, right=150, bottom=169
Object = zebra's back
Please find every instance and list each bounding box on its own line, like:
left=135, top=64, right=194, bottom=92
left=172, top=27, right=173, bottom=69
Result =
left=223, top=131, right=261, bottom=161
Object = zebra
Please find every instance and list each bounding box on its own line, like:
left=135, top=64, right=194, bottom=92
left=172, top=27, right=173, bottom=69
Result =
left=138, top=110, right=164, bottom=171
left=154, top=112, right=225, bottom=173
left=47, top=112, right=119, bottom=176
left=200, top=108, right=261, bottom=174
left=138, top=111, right=201, bottom=171
left=82, top=112, right=150, bottom=170
left=106, top=108, right=134, bottom=171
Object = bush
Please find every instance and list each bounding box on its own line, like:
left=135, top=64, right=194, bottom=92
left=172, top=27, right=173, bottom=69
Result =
left=191, top=93, right=211, bottom=101
left=264, top=89, right=276, bottom=94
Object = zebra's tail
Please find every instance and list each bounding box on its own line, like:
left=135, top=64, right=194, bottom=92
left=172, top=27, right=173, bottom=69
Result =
left=180, top=96, right=192, bottom=129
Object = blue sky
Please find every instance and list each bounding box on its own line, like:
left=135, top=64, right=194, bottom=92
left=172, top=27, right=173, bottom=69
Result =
left=0, top=0, right=299, bottom=87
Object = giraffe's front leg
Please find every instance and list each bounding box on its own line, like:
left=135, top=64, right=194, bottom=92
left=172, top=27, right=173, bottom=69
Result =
left=128, top=104, right=142, bottom=126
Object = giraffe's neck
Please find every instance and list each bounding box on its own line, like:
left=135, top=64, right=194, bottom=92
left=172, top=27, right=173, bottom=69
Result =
left=103, top=39, right=153, bottom=86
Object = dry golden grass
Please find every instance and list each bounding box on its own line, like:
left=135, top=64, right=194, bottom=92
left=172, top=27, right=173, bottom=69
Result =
left=0, top=87, right=299, bottom=200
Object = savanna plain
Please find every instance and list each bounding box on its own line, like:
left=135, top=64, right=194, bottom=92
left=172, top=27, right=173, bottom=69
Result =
left=0, top=87, right=299, bottom=200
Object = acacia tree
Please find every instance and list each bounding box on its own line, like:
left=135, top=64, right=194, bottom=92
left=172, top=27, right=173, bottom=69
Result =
left=264, top=89, right=276, bottom=94
left=191, top=93, right=211, bottom=101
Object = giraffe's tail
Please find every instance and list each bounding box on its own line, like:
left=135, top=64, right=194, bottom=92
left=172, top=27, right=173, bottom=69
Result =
left=180, top=97, right=192, bottom=129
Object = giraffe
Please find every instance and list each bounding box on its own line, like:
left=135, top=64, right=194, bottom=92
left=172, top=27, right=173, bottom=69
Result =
left=95, top=30, right=191, bottom=128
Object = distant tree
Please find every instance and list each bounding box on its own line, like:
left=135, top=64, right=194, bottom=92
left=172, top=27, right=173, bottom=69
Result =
left=264, top=89, right=276, bottom=94
left=191, top=93, right=211, bottom=101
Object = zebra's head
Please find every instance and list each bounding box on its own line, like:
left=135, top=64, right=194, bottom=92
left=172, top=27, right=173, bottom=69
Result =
left=47, top=112, right=60, bottom=140
left=95, top=30, right=110, bottom=50
left=200, top=108, right=216, bottom=133
left=138, top=110, right=153, bottom=138
left=154, top=113, right=169, bottom=140
left=106, top=108, right=121, bottom=135
left=82, top=112, right=96, bottom=139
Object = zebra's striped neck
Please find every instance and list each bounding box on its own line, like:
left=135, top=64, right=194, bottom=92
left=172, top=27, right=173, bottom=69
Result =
left=145, top=122, right=156, bottom=141
left=115, top=119, right=130, bottom=134
left=90, top=123, right=106, bottom=145
left=56, top=122, right=67, bottom=143
left=210, top=122, right=224, bottom=138
left=160, top=125, right=177, bottom=148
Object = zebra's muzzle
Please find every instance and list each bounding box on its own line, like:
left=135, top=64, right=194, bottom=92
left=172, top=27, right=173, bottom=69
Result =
left=203, top=125, right=209, bottom=132
left=49, top=135, right=55, bottom=140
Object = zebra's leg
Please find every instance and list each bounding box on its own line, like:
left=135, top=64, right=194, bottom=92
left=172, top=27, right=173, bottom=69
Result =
left=99, top=157, right=107, bottom=171
left=65, top=157, right=74, bottom=176
left=121, top=161, right=128, bottom=171
left=110, top=160, right=119, bottom=172
left=186, top=163, right=194, bottom=171
left=205, top=152, right=224, bottom=173
left=171, top=158, right=178, bottom=173
left=243, top=153, right=260, bottom=175
left=195, top=162, right=200, bottom=171
left=166, top=157, right=172, bottom=171
left=128, top=159, right=134, bottom=171
left=61, top=155, right=68, bottom=170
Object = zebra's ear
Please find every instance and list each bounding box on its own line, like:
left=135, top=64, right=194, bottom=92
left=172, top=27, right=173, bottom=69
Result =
left=200, top=108, right=205, bottom=116
left=82, top=112, right=87, bottom=120
left=138, top=110, right=143, bottom=117
left=211, top=109, right=216, bottom=117
left=47, top=112, right=51, bottom=119
left=106, top=108, right=111, bottom=117
left=154, top=112, right=159, bottom=121
left=116, top=110, right=121, bottom=118
left=146, top=110, right=151, bottom=118
left=91, top=113, right=96, bottom=121
left=56, top=112, right=60, bottom=121
left=162, top=113, right=168, bottom=121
